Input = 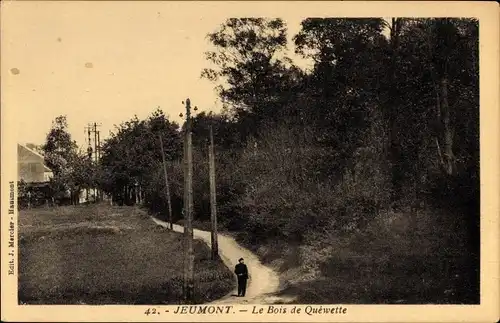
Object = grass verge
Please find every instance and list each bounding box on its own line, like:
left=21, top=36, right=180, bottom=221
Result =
left=234, top=207, right=479, bottom=304
left=19, top=204, right=235, bottom=305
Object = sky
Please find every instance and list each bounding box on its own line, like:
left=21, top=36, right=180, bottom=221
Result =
left=2, top=1, right=313, bottom=148
left=2, top=1, right=492, bottom=151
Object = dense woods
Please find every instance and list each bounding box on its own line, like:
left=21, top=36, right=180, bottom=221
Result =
left=39, top=18, right=479, bottom=303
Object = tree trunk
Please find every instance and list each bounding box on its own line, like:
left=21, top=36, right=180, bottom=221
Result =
left=387, top=18, right=403, bottom=201
left=123, top=186, right=126, bottom=205
left=441, top=77, right=454, bottom=175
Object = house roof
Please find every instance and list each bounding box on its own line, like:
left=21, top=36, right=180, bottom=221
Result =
left=18, top=143, right=53, bottom=173
left=18, top=143, right=46, bottom=159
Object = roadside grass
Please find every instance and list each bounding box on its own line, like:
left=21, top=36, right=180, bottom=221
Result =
left=235, top=207, right=479, bottom=304
left=18, top=204, right=235, bottom=305
left=142, top=204, right=479, bottom=304
left=175, top=219, right=214, bottom=232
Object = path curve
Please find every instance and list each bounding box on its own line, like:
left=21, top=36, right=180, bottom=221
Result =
left=151, top=217, right=290, bottom=304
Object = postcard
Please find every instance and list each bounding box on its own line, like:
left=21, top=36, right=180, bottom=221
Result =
left=1, top=1, right=498, bottom=322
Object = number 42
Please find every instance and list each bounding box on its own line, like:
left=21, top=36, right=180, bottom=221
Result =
left=144, top=308, right=159, bottom=316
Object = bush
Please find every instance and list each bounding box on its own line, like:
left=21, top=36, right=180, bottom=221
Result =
left=231, top=121, right=392, bottom=246
left=18, top=181, right=55, bottom=209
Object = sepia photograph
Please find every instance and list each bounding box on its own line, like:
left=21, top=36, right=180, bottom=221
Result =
left=1, top=1, right=498, bottom=322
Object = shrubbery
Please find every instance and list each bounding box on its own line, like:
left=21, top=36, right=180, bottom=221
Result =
left=90, top=18, right=479, bottom=304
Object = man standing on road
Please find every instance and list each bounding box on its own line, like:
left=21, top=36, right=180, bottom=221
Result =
left=234, top=258, right=249, bottom=297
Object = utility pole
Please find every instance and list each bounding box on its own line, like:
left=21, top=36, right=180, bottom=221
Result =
left=183, top=131, right=188, bottom=235
left=208, top=125, right=218, bottom=259
left=85, top=126, right=93, bottom=202
left=85, top=125, right=93, bottom=159
left=93, top=122, right=99, bottom=202
left=97, top=130, right=103, bottom=201
left=180, top=98, right=197, bottom=303
left=182, top=117, right=189, bottom=301
left=159, top=134, right=173, bottom=230
left=93, top=123, right=98, bottom=162
left=86, top=122, right=101, bottom=203
left=97, top=130, right=101, bottom=161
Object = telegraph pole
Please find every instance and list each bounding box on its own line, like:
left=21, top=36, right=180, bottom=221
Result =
left=208, top=125, right=218, bottom=259
left=182, top=113, right=189, bottom=302
left=97, top=130, right=103, bottom=201
left=86, top=122, right=101, bottom=202
left=97, top=130, right=101, bottom=161
left=85, top=126, right=93, bottom=202
left=93, top=123, right=98, bottom=163
left=85, top=126, right=93, bottom=158
left=159, top=134, right=173, bottom=230
left=180, top=98, right=196, bottom=303
left=93, top=123, right=99, bottom=202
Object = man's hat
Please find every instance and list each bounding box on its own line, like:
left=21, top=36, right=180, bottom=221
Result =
left=238, top=258, right=244, bottom=262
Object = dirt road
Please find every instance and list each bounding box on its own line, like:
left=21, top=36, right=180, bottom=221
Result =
left=151, top=218, right=294, bottom=304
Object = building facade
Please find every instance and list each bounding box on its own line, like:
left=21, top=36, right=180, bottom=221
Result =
left=18, top=143, right=53, bottom=183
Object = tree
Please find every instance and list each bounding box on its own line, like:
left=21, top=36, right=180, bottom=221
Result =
left=378, top=18, right=405, bottom=199
left=148, top=107, right=182, bottom=161
left=202, top=18, right=301, bottom=128
left=410, top=18, right=478, bottom=177
left=293, top=18, right=388, bottom=175
left=384, top=18, right=479, bottom=203
left=41, top=115, right=80, bottom=204
left=189, top=111, right=237, bottom=152
left=99, top=109, right=182, bottom=205
left=70, top=151, right=97, bottom=193
left=42, top=115, right=78, bottom=176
